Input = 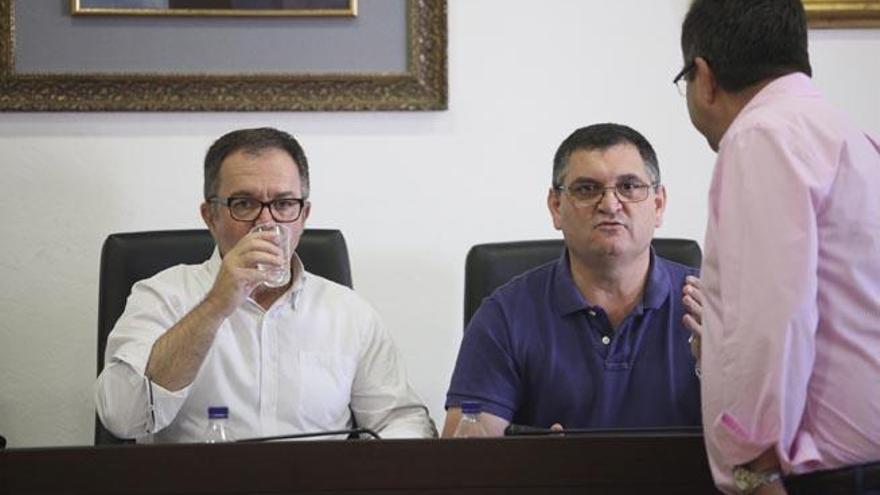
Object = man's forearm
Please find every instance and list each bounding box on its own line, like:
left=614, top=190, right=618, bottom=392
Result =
left=747, top=447, right=781, bottom=471
left=441, top=407, right=509, bottom=438
left=145, top=295, right=229, bottom=391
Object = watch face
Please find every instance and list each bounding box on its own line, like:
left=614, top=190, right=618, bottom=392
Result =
left=732, top=466, right=781, bottom=493
left=733, top=467, right=755, bottom=491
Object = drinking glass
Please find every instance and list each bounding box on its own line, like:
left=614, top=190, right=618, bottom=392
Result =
left=249, top=223, right=291, bottom=288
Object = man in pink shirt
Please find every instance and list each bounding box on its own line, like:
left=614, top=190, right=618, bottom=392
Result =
left=675, top=0, right=880, bottom=493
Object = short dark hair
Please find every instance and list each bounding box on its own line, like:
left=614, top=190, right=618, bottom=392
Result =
left=681, top=0, right=812, bottom=92
left=552, top=123, right=660, bottom=188
left=203, top=127, right=310, bottom=200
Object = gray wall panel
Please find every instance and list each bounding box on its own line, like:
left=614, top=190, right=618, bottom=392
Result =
left=14, top=1, right=405, bottom=74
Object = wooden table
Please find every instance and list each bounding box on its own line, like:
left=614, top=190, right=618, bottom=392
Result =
left=0, top=432, right=718, bottom=494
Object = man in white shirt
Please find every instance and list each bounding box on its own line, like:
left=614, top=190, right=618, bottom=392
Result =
left=96, top=127, right=435, bottom=443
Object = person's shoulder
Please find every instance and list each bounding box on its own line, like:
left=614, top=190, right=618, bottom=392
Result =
left=489, top=259, right=558, bottom=304
left=301, top=271, right=377, bottom=316
left=471, top=259, right=560, bottom=327
left=134, top=258, right=213, bottom=294
left=727, top=78, right=841, bottom=145
left=654, top=255, right=698, bottom=284
left=466, top=259, right=563, bottom=349
left=726, top=106, right=789, bottom=146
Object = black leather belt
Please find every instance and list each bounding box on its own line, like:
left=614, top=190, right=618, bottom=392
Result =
left=784, top=461, right=880, bottom=495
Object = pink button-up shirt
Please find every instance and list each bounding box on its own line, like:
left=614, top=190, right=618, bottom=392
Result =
left=700, top=73, right=880, bottom=493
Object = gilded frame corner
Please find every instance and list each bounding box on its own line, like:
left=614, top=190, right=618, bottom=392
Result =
left=0, top=0, right=447, bottom=111
left=803, top=0, right=880, bottom=28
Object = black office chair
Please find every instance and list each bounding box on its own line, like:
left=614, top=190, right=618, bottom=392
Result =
left=463, top=238, right=702, bottom=326
left=95, top=228, right=352, bottom=445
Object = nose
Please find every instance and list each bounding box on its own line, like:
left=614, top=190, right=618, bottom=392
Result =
left=596, top=187, right=623, bottom=213
left=255, top=203, right=275, bottom=225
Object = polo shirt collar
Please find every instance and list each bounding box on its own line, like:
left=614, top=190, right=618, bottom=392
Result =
left=552, top=247, right=670, bottom=316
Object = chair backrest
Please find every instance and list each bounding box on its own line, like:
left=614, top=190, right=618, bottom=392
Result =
left=463, top=238, right=702, bottom=326
left=95, top=228, right=352, bottom=445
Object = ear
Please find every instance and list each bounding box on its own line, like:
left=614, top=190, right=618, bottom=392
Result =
left=547, top=187, right=563, bottom=231
left=692, top=57, right=718, bottom=105
left=653, top=184, right=667, bottom=228
left=300, top=200, right=312, bottom=225
left=200, top=201, right=217, bottom=234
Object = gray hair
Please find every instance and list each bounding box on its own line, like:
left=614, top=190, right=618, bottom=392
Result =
left=552, top=123, right=660, bottom=188
left=204, top=127, right=310, bottom=200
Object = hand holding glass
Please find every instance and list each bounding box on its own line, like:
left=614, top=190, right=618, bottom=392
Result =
left=249, top=224, right=291, bottom=288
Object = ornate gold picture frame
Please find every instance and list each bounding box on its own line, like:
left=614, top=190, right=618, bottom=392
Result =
left=0, top=0, right=447, bottom=111
left=70, top=0, right=357, bottom=18
left=803, top=0, right=880, bottom=28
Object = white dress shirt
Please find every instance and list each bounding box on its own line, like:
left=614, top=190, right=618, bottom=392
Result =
left=95, top=250, right=436, bottom=443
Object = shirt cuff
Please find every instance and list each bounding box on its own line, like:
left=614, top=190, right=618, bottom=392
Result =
left=145, top=376, right=191, bottom=434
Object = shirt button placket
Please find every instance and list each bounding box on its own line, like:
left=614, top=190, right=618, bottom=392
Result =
left=259, top=311, right=279, bottom=436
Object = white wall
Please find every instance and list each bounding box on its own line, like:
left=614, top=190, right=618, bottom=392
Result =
left=1, top=0, right=878, bottom=448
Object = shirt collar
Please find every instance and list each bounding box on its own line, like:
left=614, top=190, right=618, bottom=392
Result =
left=748, top=72, right=819, bottom=106
left=552, top=250, right=589, bottom=316
left=552, top=247, right=670, bottom=316
left=287, top=255, right=307, bottom=309
left=642, top=249, right=671, bottom=310
left=721, top=72, right=820, bottom=148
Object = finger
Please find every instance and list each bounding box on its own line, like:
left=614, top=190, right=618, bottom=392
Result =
left=241, top=236, right=284, bottom=256
left=227, top=229, right=283, bottom=253
left=683, top=326, right=701, bottom=359
left=684, top=282, right=704, bottom=306
left=233, top=266, right=276, bottom=287
left=683, top=314, right=702, bottom=337
left=236, top=250, right=286, bottom=269
left=684, top=278, right=704, bottom=302
left=682, top=298, right=702, bottom=328
left=249, top=229, right=277, bottom=240
left=682, top=294, right=703, bottom=317
left=211, top=266, right=269, bottom=299
left=688, top=287, right=704, bottom=306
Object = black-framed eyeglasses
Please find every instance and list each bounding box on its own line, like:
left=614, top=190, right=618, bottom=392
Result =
left=673, top=60, right=696, bottom=96
left=208, top=196, right=306, bottom=223
left=555, top=181, right=659, bottom=206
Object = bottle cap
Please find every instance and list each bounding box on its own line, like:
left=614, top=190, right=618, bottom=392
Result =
left=208, top=406, right=229, bottom=419
left=460, top=401, right=482, bottom=415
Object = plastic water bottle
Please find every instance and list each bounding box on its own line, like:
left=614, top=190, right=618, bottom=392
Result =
left=453, top=401, right=489, bottom=438
left=204, top=406, right=234, bottom=443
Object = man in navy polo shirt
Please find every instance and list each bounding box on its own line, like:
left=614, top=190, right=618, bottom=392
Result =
left=443, top=123, right=701, bottom=436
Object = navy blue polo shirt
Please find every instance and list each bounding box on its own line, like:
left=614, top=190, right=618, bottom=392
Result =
left=446, top=250, right=701, bottom=429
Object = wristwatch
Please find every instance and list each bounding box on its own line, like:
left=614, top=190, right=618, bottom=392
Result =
left=732, top=465, right=782, bottom=494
